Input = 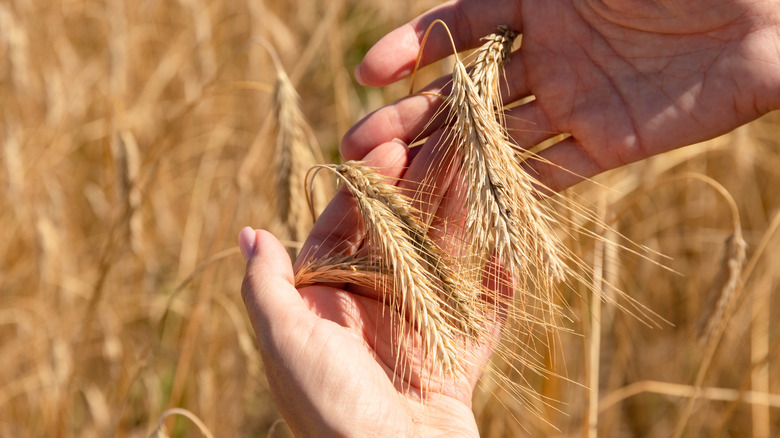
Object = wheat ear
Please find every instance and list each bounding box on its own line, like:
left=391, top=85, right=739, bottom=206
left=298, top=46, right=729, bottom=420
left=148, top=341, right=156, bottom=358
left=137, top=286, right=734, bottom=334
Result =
left=470, top=25, right=518, bottom=117
left=441, top=42, right=567, bottom=333
left=269, top=48, right=328, bottom=258
left=310, top=161, right=484, bottom=376
left=338, top=162, right=485, bottom=337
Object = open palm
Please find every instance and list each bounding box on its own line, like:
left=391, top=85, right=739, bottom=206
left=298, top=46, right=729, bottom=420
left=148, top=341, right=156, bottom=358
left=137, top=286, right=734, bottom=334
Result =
left=342, top=0, right=780, bottom=190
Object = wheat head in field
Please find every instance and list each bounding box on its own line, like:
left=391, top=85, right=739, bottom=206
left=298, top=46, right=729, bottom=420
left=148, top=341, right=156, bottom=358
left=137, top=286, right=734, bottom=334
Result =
left=1, top=0, right=779, bottom=437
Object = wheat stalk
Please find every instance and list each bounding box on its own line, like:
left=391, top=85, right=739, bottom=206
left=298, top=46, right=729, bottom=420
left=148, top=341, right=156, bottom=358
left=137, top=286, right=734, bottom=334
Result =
left=269, top=46, right=329, bottom=258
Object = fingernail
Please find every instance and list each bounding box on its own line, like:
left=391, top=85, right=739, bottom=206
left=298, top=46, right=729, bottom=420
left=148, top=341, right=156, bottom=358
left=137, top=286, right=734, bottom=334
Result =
left=391, top=138, right=408, bottom=147
left=354, top=65, right=365, bottom=85
left=238, top=227, right=257, bottom=260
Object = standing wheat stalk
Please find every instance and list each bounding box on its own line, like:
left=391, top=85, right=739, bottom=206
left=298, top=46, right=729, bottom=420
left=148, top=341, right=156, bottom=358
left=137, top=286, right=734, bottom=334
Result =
left=270, top=47, right=328, bottom=258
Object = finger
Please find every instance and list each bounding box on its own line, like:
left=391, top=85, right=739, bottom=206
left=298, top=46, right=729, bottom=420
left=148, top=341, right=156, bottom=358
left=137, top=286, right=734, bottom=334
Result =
left=241, top=229, right=313, bottom=346
left=341, top=88, right=447, bottom=162
left=343, top=52, right=531, bottom=162
left=356, top=0, right=523, bottom=87
left=397, top=130, right=461, bottom=229
left=296, top=140, right=409, bottom=269
left=239, top=230, right=396, bottom=437
left=240, top=229, right=376, bottom=337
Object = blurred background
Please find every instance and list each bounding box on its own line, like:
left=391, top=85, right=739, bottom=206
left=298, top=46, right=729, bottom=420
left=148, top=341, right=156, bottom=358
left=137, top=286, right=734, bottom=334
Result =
left=0, top=0, right=777, bottom=436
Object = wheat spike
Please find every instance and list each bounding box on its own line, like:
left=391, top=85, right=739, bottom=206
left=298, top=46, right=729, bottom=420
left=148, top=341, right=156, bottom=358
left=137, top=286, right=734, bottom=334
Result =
left=334, top=162, right=486, bottom=338
left=470, top=25, right=518, bottom=116
left=697, top=229, right=748, bottom=348
left=271, top=58, right=328, bottom=258
left=447, top=53, right=567, bottom=323
left=307, top=161, right=486, bottom=376
left=399, top=23, right=572, bottom=357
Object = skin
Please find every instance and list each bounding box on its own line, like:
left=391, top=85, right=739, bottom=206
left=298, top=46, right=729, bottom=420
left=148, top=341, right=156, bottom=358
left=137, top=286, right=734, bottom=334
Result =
left=344, top=0, right=780, bottom=191
left=241, top=1, right=780, bottom=436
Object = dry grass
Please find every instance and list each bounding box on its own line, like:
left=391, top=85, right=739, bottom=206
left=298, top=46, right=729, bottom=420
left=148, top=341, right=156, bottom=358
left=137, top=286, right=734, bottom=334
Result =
left=1, top=1, right=779, bottom=437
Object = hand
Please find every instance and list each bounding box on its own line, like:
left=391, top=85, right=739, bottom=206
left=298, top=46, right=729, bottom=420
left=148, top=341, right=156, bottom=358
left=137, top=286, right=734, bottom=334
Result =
left=342, top=0, right=780, bottom=191
left=241, top=2, right=780, bottom=435
left=240, top=141, right=497, bottom=437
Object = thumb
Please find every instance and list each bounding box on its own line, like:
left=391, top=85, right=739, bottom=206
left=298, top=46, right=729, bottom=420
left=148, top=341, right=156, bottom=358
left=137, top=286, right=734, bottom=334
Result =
left=239, top=228, right=309, bottom=345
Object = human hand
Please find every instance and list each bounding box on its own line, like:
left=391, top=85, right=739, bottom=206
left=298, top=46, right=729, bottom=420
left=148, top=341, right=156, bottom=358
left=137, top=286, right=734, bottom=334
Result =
left=343, top=0, right=780, bottom=190
left=240, top=140, right=500, bottom=437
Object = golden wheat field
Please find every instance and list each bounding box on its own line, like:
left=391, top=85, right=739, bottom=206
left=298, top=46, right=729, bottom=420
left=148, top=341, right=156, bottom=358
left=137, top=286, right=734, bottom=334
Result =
left=1, top=0, right=779, bottom=436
